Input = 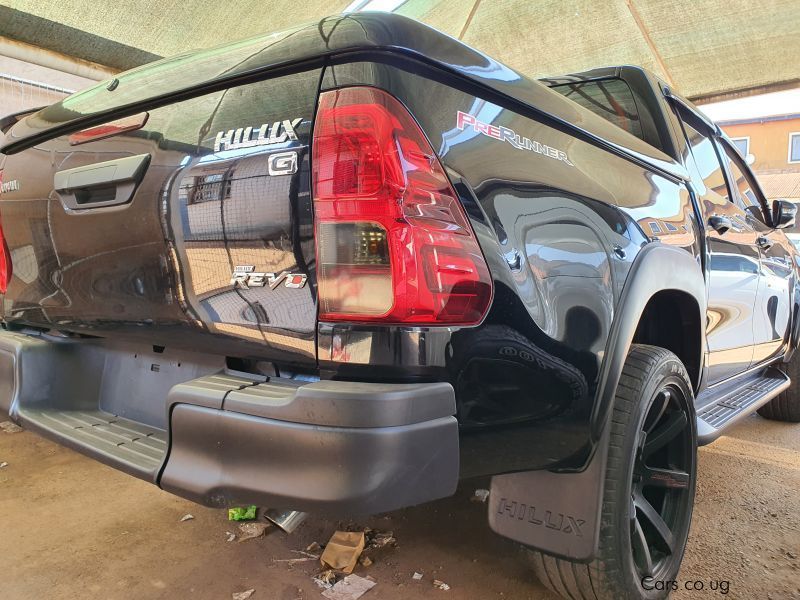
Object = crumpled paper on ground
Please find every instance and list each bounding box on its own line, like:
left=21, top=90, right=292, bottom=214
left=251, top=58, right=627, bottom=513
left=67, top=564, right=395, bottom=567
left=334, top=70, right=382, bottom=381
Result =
left=322, top=574, right=376, bottom=600
left=320, top=531, right=365, bottom=574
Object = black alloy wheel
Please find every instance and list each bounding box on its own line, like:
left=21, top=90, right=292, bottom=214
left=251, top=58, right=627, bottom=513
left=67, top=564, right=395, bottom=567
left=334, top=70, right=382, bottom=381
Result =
left=630, top=384, right=695, bottom=583
left=529, top=345, right=698, bottom=600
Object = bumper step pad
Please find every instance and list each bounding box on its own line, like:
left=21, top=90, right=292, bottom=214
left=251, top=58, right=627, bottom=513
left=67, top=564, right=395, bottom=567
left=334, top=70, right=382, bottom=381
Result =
left=696, top=366, right=789, bottom=444
left=19, top=408, right=167, bottom=479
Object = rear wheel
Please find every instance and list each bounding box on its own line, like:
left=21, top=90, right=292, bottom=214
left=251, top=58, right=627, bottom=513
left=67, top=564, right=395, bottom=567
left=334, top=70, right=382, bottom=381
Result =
left=758, top=358, right=800, bottom=422
left=529, top=345, right=697, bottom=599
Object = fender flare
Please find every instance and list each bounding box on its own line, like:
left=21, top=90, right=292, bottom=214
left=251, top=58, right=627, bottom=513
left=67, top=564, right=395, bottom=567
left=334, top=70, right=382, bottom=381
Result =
left=591, top=242, right=706, bottom=440
left=488, top=242, right=707, bottom=561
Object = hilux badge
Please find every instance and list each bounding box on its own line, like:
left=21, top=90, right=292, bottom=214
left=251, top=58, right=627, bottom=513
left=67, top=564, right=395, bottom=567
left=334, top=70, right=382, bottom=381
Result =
left=0, top=178, right=20, bottom=194
left=231, top=265, right=307, bottom=289
left=214, top=118, right=303, bottom=152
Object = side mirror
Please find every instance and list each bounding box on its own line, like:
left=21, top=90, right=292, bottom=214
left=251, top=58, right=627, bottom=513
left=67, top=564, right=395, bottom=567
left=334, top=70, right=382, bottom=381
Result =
left=772, top=199, right=797, bottom=230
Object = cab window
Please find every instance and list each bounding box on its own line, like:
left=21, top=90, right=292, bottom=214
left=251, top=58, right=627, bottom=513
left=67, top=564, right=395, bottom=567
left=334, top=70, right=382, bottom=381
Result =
left=719, top=142, right=769, bottom=224
left=550, top=78, right=644, bottom=141
left=680, top=120, right=728, bottom=200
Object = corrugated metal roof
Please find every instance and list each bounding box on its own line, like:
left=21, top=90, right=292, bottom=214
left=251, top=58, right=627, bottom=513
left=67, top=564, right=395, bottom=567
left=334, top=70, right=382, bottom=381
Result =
left=757, top=172, right=800, bottom=199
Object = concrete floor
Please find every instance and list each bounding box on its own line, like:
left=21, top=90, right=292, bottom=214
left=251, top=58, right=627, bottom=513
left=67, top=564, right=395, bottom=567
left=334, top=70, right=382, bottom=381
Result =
left=1, top=413, right=798, bottom=600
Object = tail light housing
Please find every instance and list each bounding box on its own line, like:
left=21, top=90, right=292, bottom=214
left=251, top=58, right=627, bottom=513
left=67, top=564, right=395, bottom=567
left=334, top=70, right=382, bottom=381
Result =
left=312, top=86, right=492, bottom=325
left=0, top=170, right=11, bottom=293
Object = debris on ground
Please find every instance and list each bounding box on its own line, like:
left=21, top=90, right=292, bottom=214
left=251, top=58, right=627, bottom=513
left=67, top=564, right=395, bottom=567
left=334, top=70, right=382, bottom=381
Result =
left=364, top=529, right=395, bottom=549
left=179, top=514, right=194, bottom=522
left=321, top=574, right=376, bottom=600
left=433, top=579, right=450, bottom=591
left=226, top=531, right=237, bottom=542
left=358, top=555, right=373, bottom=567
left=238, top=521, right=271, bottom=542
left=306, top=541, right=322, bottom=553
left=0, top=462, right=8, bottom=468
left=228, top=506, right=258, bottom=521
left=412, top=572, right=423, bottom=581
left=320, top=531, right=366, bottom=574
left=272, top=550, right=321, bottom=564
left=471, top=489, right=490, bottom=503
left=313, top=569, right=339, bottom=590
left=0, top=421, right=23, bottom=433
left=232, top=589, right=255, bottom=600
left=272, top=557, right=318, bottom=566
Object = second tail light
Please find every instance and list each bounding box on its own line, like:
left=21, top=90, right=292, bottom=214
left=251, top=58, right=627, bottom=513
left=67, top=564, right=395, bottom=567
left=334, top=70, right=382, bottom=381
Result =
left=0, top=170, right=11, bottom=294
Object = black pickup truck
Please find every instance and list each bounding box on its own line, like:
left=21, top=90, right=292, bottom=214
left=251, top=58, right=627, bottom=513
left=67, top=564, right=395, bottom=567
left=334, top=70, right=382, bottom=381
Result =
left=1, top=13, right=798, bottom=600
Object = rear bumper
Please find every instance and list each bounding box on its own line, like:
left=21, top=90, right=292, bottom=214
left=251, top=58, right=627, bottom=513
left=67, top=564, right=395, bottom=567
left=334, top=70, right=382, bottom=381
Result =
left=0, top=329, right=459, bottom=515
left=161, top=375, right=460, bottom=514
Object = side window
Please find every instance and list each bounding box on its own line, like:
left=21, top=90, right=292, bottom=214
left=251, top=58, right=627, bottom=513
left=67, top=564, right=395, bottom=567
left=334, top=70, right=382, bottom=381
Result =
left=789, top=132, right=800, bottom=163
left=680, top=120, right=729, bottom=200
left=550, top=78, right=644, bottom=141
left=719, top=142, right=768, bottom=223
left=730, top=137, right=749, bottom=157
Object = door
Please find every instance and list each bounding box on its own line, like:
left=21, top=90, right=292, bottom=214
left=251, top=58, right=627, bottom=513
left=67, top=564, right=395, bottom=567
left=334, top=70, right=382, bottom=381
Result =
left=678, top=115, right=759, bottom=384
left=718, top=141, right=793, bottom=365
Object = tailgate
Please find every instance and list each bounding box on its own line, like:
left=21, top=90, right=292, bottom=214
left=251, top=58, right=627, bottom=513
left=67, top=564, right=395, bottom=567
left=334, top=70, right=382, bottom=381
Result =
left=0, top=69, right=321, bottom=366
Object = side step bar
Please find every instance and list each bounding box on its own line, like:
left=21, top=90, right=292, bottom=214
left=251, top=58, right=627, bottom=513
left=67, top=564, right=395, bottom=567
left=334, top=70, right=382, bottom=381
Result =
left=696, top=366, right=790, bottom=445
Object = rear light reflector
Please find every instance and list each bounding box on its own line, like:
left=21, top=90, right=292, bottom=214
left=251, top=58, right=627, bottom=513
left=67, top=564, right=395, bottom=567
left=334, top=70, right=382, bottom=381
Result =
left=312, top=86, right=492, bottom=325
left=69, top=112, right=148, bottom=146
left=0, top=170, right=12, bottom=293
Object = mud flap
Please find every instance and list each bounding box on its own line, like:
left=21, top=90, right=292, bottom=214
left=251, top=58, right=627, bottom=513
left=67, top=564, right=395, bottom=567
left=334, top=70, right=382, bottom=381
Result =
left=487, top=428, right=609, bottom=561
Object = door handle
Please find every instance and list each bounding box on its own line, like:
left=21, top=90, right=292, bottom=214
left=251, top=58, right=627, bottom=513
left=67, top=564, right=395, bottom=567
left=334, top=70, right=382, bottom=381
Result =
left=757, top=236, right=774, bottom=251
left=54, top=153, right=151, bottom=210
left=708, top=215, right=732, bottom=234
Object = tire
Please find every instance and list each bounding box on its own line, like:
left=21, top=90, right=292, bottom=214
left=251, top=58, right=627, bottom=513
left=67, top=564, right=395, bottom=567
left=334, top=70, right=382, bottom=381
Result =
left=757, top=358, right=800, bottom=422
left=529, top=345, right=697, bottom=600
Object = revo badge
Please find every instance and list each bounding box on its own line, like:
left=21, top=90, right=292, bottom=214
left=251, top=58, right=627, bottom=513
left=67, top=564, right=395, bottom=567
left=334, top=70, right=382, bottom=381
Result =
left=230, top=265, right=307, bottom=289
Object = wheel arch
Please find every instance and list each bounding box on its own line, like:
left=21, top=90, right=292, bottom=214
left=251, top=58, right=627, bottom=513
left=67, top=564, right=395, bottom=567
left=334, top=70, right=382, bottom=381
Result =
left=488, top=242, right=707, bottom=562
left=632, top=289, right=703, bottom=390
left=591, top=242, right=706, bottom=440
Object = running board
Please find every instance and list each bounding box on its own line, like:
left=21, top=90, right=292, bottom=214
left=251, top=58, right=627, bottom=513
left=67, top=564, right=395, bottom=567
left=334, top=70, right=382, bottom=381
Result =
left=695, top=366, right=790, bottom=445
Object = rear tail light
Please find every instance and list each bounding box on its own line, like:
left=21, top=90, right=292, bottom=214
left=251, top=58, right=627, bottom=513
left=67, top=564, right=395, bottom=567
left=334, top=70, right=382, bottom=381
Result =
left=0, top=170, right=12, bottom=293
left=312, top=87, right=492, bottom=325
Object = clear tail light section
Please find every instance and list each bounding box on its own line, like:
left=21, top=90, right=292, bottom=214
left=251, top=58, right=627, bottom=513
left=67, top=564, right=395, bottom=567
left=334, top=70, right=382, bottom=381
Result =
left=312, top=86, right=492, bottom=325
left=0, top=170, right=12, bottom=293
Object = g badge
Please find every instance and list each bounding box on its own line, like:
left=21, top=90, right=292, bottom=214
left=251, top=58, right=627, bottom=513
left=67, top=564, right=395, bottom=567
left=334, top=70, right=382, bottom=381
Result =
left=268, top=151, right=298, bottom=176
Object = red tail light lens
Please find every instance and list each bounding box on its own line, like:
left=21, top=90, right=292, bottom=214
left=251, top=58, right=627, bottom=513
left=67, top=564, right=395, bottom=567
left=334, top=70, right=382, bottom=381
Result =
left=312, top=87, right=492, bottom=325
left=0, top=170, right=12, bottom=293
left=69, top=112, right=148, bottom=146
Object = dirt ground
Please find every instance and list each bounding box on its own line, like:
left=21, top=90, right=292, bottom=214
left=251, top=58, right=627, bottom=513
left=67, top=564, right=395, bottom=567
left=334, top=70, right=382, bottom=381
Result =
left=1, top=413, right=798, bottom=600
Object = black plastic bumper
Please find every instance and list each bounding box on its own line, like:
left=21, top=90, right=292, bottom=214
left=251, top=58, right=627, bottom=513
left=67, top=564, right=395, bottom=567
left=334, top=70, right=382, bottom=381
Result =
left=0, top=329, right=459, bottom=516
left=160, top=375, right=460, bottom=514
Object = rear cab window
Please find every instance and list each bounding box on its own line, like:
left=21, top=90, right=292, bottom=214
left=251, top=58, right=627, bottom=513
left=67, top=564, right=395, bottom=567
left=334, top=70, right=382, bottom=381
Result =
left=550, top=78, right=644, bottom=141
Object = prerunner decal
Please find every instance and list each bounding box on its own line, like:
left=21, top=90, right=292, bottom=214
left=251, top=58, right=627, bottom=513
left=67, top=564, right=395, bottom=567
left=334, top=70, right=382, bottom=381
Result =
left=456, top=111, right=574, bottom=166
